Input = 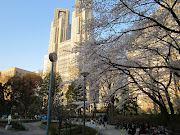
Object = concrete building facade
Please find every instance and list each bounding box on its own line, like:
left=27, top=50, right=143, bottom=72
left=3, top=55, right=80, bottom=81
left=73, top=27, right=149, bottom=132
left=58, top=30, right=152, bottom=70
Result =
left=44, top=0, right=93, bottom=104
left=0, top=67, right=32, bottom=84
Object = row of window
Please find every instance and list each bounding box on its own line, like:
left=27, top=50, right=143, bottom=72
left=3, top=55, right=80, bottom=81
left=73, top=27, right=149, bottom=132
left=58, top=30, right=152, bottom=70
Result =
left=2, top=70, right=26, bottom=76
left=1, top=70, right=14, bottom=76
left=16, top=71, right=26, bottom=76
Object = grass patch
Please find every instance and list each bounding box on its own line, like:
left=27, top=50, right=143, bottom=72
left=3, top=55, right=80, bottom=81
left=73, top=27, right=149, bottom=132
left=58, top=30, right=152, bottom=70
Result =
left=10, top=121, right=26, bottom=131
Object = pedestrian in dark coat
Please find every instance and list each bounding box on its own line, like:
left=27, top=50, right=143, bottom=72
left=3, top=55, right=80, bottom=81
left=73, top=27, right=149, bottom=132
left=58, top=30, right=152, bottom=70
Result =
left=103, top=114, right=108, bottom=129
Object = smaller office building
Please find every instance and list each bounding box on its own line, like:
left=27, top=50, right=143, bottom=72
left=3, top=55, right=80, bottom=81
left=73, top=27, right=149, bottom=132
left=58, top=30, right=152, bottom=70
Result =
left=0, top=67, right=32, bottom=83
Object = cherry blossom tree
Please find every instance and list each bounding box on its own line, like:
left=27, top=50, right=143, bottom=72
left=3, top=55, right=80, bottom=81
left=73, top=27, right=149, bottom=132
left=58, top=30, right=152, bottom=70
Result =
left=75, top=0, right=180, bottom=119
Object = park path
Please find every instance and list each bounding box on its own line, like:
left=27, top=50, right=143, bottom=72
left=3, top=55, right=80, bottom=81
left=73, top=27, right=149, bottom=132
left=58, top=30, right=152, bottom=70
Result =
left=98, top=125, right=128, bottom=135
left=0, top=121, right=46, bottom=135
left=86, top=122, right=128, bottom=135
left=0, top=121, right=128, bottom=135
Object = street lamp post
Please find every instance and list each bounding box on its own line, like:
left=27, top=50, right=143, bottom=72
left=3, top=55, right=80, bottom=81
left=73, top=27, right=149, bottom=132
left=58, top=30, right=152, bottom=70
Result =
left=81, top=72, right=89, bottom=135
left=46, top=52, right=57, bottom=135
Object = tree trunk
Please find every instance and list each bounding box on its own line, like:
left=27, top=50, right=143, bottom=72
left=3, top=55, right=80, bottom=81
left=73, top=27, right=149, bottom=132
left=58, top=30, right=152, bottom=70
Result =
left=25, top=109, right=27, bottom=118
left=93, top=102, right=96, bottom=118
left=58, top=118, right=62, bottom=135
left=69, top=119, right=72, bottom=135
left=110, top=96, right=115, bottom=116
left=174, top=74, right=180, bottom=112
left=165, top=89, right=175, bottom=116
left=159, top=104, right=170, bottom=122
left=128, top=71, right=170, bottom=121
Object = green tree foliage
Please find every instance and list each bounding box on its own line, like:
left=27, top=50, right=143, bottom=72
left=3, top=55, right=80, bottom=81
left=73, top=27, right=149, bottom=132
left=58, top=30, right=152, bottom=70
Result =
left=118, top=97, right=138, bottom=116
left=65, top=81, right=83, bottom=103
left=0, top=83, right=10, bottom=115
left=5, top=73, right=42, bottom=117
left=28, top=96, right=43, bottom=116
left=65, top=82, right=83, bottom=116
left=40, top=72, right=62, bottom=110
left=0, top=83, right=5, bottom=101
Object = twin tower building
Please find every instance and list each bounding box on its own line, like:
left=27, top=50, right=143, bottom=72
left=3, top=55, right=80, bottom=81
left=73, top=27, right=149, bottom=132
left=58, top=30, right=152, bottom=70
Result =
left=44, top=0, right=92, bottom=79
left=43, top=0, right=93, bottom=93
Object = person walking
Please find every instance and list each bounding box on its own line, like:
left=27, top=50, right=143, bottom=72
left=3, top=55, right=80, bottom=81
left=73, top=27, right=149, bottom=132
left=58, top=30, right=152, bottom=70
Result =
left=103, top=114, right=108, bottom=129
left=98, top=117, right=103, bottom=130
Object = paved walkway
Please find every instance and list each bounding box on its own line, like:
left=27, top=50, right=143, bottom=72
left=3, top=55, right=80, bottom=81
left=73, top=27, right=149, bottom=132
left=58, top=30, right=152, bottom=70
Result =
left=86, top=122, right=128, bottom=135
left=0, top=121, right=46, bottom=135
left=98, top=125, right=128, bottom=135
left=0, top=121, right=128, bottom=135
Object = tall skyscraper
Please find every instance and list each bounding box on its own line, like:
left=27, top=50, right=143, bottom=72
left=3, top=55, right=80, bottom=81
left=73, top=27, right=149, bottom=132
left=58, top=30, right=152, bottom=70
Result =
left=44, top=0, right=92, bottom=104
left=72, top=0, right=92, bottom=43
left=46, top=8, right=71, bottom=74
